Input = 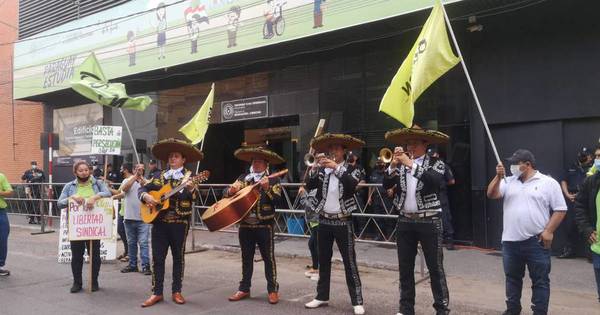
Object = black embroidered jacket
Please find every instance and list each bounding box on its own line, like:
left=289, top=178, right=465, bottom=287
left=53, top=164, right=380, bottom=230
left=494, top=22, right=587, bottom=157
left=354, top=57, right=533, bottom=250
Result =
left=305, top=163, right=361, bottom=216
left=382, top=155, right=445, bottom=212
left=138, top=168, right=197, bottom=223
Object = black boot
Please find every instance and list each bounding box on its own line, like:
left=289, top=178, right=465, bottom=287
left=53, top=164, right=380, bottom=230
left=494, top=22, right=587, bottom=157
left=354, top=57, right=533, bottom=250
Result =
left=70, top=282, right=82, bottom=293
left=91, top=280, right=99, bottom=292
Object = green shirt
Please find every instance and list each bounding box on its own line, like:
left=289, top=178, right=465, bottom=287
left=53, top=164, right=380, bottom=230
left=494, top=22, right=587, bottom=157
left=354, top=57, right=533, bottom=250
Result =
left=75, top=180, right=95, bottom=199
left=593, top=189, right=600, bottom=255
left=0, top=173, right=12, bottom=209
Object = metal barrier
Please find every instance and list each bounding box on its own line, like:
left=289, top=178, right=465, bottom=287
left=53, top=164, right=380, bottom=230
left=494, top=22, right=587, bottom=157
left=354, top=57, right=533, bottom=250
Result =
left=4, top=181, right=427, bottom=279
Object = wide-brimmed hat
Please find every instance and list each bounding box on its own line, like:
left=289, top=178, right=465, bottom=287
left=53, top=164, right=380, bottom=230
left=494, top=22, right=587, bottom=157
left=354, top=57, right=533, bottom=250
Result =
left=310, top=133, right=365, bottom=152
left=385, top=127, right=449, bottom=145
left=151, top=138, right=204, bottom=163
left=234, top=147, right=285, bottom=165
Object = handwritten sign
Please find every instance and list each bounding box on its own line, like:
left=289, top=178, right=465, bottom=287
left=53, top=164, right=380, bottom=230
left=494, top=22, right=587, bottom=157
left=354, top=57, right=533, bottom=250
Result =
left=58, top=200, right=117, bottom=263
left=91, top=125, right=122, bottom=155
left=68, top=197, right=114, bottom=241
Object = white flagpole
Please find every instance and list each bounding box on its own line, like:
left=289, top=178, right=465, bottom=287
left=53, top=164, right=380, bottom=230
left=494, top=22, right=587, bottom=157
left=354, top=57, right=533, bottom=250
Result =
left=118, top=108, right=141, bottom=165
left=440, top=3, right=502, bottom=165
left=195, top=140, right=205, bottom=174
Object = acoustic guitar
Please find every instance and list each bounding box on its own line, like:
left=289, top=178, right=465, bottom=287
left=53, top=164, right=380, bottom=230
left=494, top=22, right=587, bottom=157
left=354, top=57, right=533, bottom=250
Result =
left=140, top=170, right=210, bottom=224
left=202, top=169, right=287, bottom=232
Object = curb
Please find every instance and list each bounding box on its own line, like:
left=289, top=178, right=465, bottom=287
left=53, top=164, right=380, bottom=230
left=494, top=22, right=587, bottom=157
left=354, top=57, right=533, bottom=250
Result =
left=196, top=243, right=400, bottom=272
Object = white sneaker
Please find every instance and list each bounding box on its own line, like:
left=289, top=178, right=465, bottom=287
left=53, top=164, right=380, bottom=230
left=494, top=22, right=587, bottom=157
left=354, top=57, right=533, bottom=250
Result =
left=305, top=299, right=328, bottom=308
left=396, top=313, right=403, bottom=315
left=310, top=274, right=319, bottom=281
left=304, top=270, right=318, bottom=277
left=353, top=305, right=365, bottom=314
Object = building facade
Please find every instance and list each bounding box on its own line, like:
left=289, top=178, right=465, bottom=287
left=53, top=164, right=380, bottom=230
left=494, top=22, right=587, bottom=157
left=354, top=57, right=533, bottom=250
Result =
left=1, top=0, right=44, bottom=182
left=14, top=0, right=600, bottom=249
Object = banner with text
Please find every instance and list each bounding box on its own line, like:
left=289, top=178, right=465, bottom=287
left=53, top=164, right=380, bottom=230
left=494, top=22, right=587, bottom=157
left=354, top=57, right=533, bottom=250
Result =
left=14, top=0, right=463, bottom=99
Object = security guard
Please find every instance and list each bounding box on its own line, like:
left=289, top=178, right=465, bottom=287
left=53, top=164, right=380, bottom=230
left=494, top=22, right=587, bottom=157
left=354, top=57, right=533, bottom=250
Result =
left=558, top=147, right=593, bottom=258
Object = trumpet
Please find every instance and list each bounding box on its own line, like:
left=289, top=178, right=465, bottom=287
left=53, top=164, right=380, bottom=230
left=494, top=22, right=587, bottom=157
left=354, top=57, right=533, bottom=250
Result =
left=379, top=148, right=394, bottom=164
left=304, top=153, right=329, bottom=167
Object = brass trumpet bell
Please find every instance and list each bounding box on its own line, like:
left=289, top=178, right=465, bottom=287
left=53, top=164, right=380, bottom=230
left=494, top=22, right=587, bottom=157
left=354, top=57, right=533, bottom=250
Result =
left=379, top=148, right=393, bottom=164
left=304, top=153, right=316, bottom=167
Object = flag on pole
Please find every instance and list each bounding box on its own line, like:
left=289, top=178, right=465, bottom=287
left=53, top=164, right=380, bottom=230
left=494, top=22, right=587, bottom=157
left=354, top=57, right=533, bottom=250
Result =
left=179, top=83, right=215, bottom=145
left=379, top=0, right=460, bottom=127
left=70, top=53, right=152, bottom=111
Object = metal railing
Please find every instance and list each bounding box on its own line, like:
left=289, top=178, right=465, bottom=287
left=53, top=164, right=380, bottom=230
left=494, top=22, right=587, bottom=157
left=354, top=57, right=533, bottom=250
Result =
left=4, top=182, right=427, bottom=278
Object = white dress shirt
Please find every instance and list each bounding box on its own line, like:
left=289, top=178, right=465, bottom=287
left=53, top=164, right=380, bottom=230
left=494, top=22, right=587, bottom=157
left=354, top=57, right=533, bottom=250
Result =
left=323, top=166, right=343, bottom=214
left=388, top=155, right=425, bottom=213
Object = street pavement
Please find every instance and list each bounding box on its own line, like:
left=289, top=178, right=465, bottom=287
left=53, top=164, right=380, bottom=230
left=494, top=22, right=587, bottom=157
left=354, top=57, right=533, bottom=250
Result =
left=1, top=222, right=599, bottom=315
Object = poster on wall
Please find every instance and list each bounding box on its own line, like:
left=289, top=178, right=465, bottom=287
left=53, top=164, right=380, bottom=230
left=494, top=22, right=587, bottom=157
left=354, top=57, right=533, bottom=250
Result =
left=57, top=200, right=118, bottom=263
left=13, top=0, right=463, bottom=99
left=53, top=103, right=104, bottom=165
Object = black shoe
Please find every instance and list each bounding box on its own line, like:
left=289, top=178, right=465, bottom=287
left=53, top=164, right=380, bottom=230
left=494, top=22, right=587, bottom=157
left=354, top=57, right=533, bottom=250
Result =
left=70, top=283, right=82, bottom=293
left=142, top=266, right=152, bottom=276
left=557, top=249, right=575, bottom=259
left=0, top=269, right=10, bottom=276
left=91, top=283, right=99, bottom=292
left=121, top=266, right=139, bottom=273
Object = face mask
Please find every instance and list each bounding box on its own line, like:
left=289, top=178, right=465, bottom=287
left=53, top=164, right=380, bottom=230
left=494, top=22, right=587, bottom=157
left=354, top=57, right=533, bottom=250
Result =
left=594, top=159, right=600, bottom=169
left=510, top=164, right=523, bottom=178
left=77, top=176, right=90, bottom=182
left=31, top=165, right=37, bottom=169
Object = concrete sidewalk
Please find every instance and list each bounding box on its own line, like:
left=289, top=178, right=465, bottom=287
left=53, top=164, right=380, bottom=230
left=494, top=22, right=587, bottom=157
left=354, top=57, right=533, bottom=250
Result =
left=189, top=228, right=598, bottom=294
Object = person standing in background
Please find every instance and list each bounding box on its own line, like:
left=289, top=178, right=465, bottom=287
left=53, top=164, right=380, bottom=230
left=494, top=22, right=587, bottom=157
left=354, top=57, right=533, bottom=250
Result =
left=558, top=147, right=593, bottom=258
left=0, top=171, right=13, bottom=276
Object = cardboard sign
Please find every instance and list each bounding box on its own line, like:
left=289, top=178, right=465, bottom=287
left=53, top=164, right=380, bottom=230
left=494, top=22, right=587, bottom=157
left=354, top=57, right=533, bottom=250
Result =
left=91, top=125, right=122, bottom=155
left=58, top=200, right=118, bottom=263
left=68, top=197, right=114, bottom=241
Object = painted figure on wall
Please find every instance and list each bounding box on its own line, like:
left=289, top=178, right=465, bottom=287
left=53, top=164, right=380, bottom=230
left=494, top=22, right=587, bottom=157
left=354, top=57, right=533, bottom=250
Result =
left=127, top=30, right=136, bottom=66
left=313, top=0, right=326, bottom=28
left=227, top=6, right=241, bottom=48
left=185, top=1, right=209, bottom=54
left=263, top=0, right=285, bottom=39
left=156, top=2, right=167, bottom=60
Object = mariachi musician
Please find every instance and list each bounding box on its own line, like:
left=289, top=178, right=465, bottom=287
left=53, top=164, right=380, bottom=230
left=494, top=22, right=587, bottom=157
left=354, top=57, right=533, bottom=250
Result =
left=226, top=146, right=285, bottom=305
left=382, top=126, right=451, bottom=315
left=303, top=133, right=366, bottom=315
left=138, top=139, right=203, bottom=307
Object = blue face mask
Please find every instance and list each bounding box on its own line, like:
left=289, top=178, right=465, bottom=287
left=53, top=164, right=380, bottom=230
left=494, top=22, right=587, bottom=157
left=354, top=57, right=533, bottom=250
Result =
left=594, top=159, right=600, bottom=169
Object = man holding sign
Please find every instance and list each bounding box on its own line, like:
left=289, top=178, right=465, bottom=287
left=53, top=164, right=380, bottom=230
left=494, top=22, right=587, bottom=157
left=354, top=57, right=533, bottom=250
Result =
left=57, top=161, right=112, bottom=293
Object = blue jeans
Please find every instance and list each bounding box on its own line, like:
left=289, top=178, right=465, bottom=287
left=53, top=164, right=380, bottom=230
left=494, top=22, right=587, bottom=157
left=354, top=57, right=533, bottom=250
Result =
left=592, top=252, right=600, bottom=302
left=502, top=237, right=551, bottom=315
left=124, top=220, right=150, bottom=268
left=0, top=211, right=9, bottom=267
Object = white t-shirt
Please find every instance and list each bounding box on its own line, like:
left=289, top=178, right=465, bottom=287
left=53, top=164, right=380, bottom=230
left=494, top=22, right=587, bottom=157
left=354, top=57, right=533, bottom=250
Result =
left=499, top=171, right=567, bottom=242
left=122, top=176, right=142, bottom=221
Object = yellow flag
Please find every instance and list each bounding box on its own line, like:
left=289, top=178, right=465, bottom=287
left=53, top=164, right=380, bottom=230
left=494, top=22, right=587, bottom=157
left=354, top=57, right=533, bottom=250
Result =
left=379, top=1, right=460, bottom=127
left=179, top=83, right=215, bottom=144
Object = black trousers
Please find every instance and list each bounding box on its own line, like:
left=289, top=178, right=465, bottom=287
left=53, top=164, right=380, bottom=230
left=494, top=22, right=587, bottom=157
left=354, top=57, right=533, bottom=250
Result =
left=151, top=221, right=188, bottom=295
left=238, top=223, right=278, bottom=293
left=70, top=240, right=101, bottom=285
left=316, top=220, right=363, bottom=306
left=308, top=225, right=319, bottom=269
left=396, top=215, right=450, bottom=315
left=117, top=214, right=128, bottom=255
